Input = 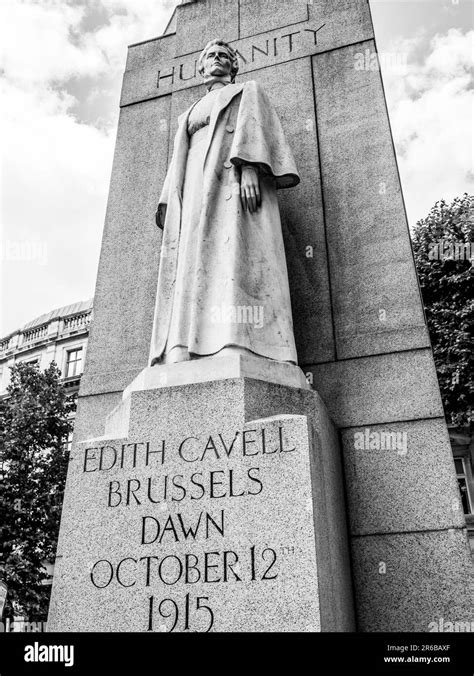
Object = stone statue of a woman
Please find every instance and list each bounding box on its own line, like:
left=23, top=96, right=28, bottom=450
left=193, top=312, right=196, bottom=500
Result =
left=149, top=39, right=301, bottom=366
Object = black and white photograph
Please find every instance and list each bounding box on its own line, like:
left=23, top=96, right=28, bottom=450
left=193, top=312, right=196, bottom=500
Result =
left=0, top=0, right=472, bottom=672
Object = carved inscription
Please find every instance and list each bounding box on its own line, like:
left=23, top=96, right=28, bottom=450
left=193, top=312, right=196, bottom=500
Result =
left=156, top=24, right=326, bottom=91
left=120, top=19, right=330, bottom=105
left=81, top=424, right=300, bottom=632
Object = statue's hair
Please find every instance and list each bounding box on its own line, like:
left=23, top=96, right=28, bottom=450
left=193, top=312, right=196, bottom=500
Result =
left=198, top=39, right=239, bottom=82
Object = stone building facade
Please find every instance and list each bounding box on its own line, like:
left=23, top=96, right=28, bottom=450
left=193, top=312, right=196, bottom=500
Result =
left=0, top=301, right=93, bottom=429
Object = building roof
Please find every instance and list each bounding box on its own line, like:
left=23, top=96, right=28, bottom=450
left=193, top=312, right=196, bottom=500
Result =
left=1, top=299, right=93, bottom=341
left=21, top=299, right=93, bottom=331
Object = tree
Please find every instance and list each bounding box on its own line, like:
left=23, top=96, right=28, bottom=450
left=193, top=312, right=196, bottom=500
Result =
left=411, top=193, right=473, bottom=426
left=0, top=362, right=73, bottom=620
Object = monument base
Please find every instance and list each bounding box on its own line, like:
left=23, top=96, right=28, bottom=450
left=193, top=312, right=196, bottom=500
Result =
left=125, top=352, right=310, bottom=394
left=48, top=376, right=355, bottom=632
left=103, top=354, right=310, bottom=439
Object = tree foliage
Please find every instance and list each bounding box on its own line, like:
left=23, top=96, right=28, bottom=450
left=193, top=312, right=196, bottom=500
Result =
left=411, top=193, right=473, bottom=426
left=0, top=362, right=73, bottom=620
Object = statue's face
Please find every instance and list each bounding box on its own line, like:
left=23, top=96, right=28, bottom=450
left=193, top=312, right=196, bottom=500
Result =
left=202, top=45, right=233, bottom=78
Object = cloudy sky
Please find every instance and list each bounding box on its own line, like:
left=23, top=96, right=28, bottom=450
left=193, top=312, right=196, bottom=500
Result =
left=0, top=0, right=472, bottom=337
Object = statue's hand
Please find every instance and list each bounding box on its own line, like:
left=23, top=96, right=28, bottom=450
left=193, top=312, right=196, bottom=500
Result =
left=240, top=165, right=261, bottom=214
left=155, top=203, right=167, bottom=229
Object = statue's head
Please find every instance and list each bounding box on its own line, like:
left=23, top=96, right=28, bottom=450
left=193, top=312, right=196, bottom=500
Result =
left=198, top=39, right=239, bottom=84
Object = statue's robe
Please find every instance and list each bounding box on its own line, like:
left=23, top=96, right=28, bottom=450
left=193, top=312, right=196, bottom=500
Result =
left=149, top=80, right=300, bottom=365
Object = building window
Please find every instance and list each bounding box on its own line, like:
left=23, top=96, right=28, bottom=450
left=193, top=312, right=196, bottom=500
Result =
left=455, top=457, right=473, bottom=515
left=63, top=429, right=74, bottom=453
left=65, top=348, right=83, bottom=378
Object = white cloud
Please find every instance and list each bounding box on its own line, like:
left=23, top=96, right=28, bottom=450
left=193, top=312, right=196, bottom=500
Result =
left=0, top=0, right=177, bottom=336
left=380, top=29, right=474, bottom=226
left=0, top=1, right=105, bottom=83
left=93, top=0, right=177, bottom=70
left=0, top=0, right=176, bottom=82
left=0, top=79, right=115, bottom=336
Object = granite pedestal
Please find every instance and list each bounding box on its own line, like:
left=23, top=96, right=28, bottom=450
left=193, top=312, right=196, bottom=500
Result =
left=48, top=376, right=355, bottom=632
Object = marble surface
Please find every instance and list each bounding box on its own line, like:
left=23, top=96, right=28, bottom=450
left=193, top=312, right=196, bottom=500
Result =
left=149, top=77, right=300, bottom=365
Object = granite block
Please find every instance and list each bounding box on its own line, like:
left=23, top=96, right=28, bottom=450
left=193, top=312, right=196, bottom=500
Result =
left=251, top=60, right=335, bottom=364
left=313, top=41, right=429, bottom=361
left=239, top=0, right=309, bottom=37
left=124, top=354, right=310, bottom=395
left=305, top=396, right=355, bottom=631
left=341, top=418, right=466, bottom=536
left=48, top=380, right=354, bottom=632
left=82, top=97, right=170, bottom=394
left=125, top=34, right=176, bottom=72
left=163, top=8, right=177, bottom=36
left=126, top=378, right=355, bottom=630
left=80, top=367, right=143, bottom=398
left=104, top=358, right=310, bottom=440
left=351, top=529, right=474, bottom=632
left=175, top=0, right=240, bottom=56
left=240, top=378, right=354, bottom=631
left=308, top=0, right=374, bottom=47
left=308, top=349, right=445, bottom=428
left=73, top=392, right=123, bottom=443
left=121, top=34, right=176, bottom=107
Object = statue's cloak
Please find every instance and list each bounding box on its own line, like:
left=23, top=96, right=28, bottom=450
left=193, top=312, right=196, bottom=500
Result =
left=149, top=80, right=300, bottom=364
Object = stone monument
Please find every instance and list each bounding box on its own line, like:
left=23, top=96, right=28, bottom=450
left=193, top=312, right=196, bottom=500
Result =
left=149, top=38, right=300, bottom=366
left=48, top=0, right=473, bottom=632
